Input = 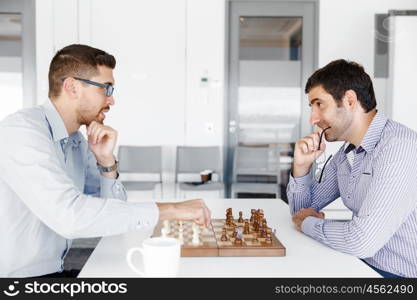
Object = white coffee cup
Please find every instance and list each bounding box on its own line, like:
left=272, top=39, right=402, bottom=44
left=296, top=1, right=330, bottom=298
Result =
left=126, top=237, right=181, bottom=277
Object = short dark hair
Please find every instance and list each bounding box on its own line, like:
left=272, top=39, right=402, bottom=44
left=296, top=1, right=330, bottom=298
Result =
left=305, top=59, right=376, bottom=112
left=48, top=44, right=116, bottom=99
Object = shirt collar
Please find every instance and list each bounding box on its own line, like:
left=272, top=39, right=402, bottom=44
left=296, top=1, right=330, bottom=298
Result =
left=359, top=111, right=387, bottom=153
left=43, top=99, right=69, bottom=142
left=344, top=111, right=387, bottom=154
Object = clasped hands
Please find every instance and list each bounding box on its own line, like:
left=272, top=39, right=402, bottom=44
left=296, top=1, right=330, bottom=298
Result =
left=292, top=208, right=325, bottom=232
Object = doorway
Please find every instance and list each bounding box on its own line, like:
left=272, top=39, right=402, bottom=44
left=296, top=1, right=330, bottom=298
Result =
left=225, top=0, right=318, bottom=200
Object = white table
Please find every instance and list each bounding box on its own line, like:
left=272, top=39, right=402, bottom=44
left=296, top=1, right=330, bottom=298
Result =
left=79, top=198, right=380, bottom=277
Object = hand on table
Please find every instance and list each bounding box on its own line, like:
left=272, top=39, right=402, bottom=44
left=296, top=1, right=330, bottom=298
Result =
left=292, top=208, right=325, bottom=232
left=156, top=199, right=211, bottom=227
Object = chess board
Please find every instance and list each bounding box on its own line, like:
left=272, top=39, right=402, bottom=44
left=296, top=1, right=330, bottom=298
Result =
left=152, top=219, right=286, bottom=257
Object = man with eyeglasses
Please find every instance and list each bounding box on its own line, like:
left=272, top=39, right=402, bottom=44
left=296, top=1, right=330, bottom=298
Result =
left=0, top=44, right=211, bottom=277
left=287, top=59, right=417, bottom=278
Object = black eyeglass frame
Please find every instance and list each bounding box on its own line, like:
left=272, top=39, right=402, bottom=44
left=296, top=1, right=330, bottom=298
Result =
left=315, top=126, right=332, bottom=183
left=61, top=77, right=114, bottom=97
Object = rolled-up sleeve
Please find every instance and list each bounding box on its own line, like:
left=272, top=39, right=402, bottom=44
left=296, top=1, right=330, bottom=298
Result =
left=287, top=150, right=341, bottom=215
left=300, top=141, right=417, bottom=259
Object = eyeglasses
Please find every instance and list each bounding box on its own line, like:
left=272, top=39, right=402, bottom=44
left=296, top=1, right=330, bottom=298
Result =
left=61, top=77, right=114, bottom=97
left=313, top=127, right=332, bottom=183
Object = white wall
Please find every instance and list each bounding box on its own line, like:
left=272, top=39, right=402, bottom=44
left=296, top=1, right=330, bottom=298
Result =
left=319, top=0, right=417, bottom=155
left=34, top=0, right=417, bottom=181
left=34, top=0, right=225, bottom=182
left=388, top=14, right=417, bottom=132
left=185, top=0, right=225, bottom=146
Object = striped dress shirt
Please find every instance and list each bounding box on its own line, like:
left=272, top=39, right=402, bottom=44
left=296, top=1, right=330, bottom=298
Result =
left=287, top=112, right=417, bottom=277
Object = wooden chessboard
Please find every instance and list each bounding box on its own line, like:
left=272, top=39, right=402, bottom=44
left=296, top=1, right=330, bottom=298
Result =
left=152, top=219, right=286, bottom=257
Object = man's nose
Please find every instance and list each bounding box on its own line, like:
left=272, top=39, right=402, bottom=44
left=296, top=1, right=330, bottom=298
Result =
left=107, top=96, right=115, bottom=106
left=310, top=111, right=320, bottom=126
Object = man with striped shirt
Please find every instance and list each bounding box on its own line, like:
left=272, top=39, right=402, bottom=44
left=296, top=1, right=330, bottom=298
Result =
left=287, top=59, right=417, bottom=278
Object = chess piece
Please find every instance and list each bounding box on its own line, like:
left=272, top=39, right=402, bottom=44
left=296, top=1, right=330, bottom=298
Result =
left=161, top=220, right=170, bottom=237
left=243, top=221, right=250, bottom=234
left=250, top=209, right=256, bottom=223
left=178, top=230, right=184, bottom=242
left=220, top=228, right=228, bottom=241
left=161, top=227, right=169, bottom=237
left=266, top=233, right=272, bottom=244
left=178, top=221, right=184, bottom=239
left=253, top=220, right=259, bottom=232
left=260, top=220, right=267, bottom=231
left=260, top=228, right=267, bottom=238
left=232, top=228, right=237, bottom=238
left=238, top=211, right=244, bottom=223
left=192, top=225, right=200, bottom=245
left=226, top=215, right=233, bottom=226
left=234, top=236, right=243, bottom=245
left=163, top=220, right=170, bottom=230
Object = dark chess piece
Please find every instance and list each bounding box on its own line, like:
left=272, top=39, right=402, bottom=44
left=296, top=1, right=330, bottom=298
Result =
left=234, top=236, right=243, bottom=246
left=243, top=222, right=250, bottom=234
left=250, top=209, right=256, bottom=223
left=238, top=211, right=244, bottom=223
left=260, top=228, right=267, bottom=238
left=253, top=220, right=259, bottom=232
left=226, top=215, right=235, bottom=226
left=220, top=228, right=228, bottom=241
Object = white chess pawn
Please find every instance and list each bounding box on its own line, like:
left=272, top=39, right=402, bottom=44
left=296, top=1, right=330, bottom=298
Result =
left=161, top=227, right=169, bottom=238
left=178, top=230, right=184, bottom=242
left=192, top=226, right=200, bottom=245
left=162, top=220, right=170, bottom=237
left=163, top=220, right=171, bottom=232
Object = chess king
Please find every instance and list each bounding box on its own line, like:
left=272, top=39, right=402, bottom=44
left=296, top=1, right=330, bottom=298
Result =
left=0, top=44, right=211, bottom=278
left=288, top=59, right=417, bottom=278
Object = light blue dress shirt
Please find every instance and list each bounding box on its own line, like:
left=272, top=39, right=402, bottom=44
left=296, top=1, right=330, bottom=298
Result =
left=0, top=99, right=159, bottom=277
left=287, top=112, right=417, bottom=277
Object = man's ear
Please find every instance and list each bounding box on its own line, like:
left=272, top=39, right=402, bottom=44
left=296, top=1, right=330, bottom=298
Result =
left=343, top=89, right=358, bottom=112
left=62, top=78, right=79, bottom=99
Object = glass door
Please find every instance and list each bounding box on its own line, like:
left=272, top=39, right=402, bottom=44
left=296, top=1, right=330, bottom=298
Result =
left=226, top=1, right=317, bottom=200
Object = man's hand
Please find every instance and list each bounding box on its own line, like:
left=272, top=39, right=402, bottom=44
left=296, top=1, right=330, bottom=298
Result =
left=292, top=208, right=325, bottom=232
left=292, top=130, right=326, bottom=177
left=87, top=121, right=118, bottom=166
left=156, top=199, right=211, bottom=227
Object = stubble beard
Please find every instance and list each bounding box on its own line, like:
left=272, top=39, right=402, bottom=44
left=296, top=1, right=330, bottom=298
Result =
left=77, top=107, right=104, bottom=126
left=325, top=108, right=353, bottom=142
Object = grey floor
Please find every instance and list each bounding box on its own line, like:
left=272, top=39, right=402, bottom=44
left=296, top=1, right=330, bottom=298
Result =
left=64, top=238, right=101, bottom=272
